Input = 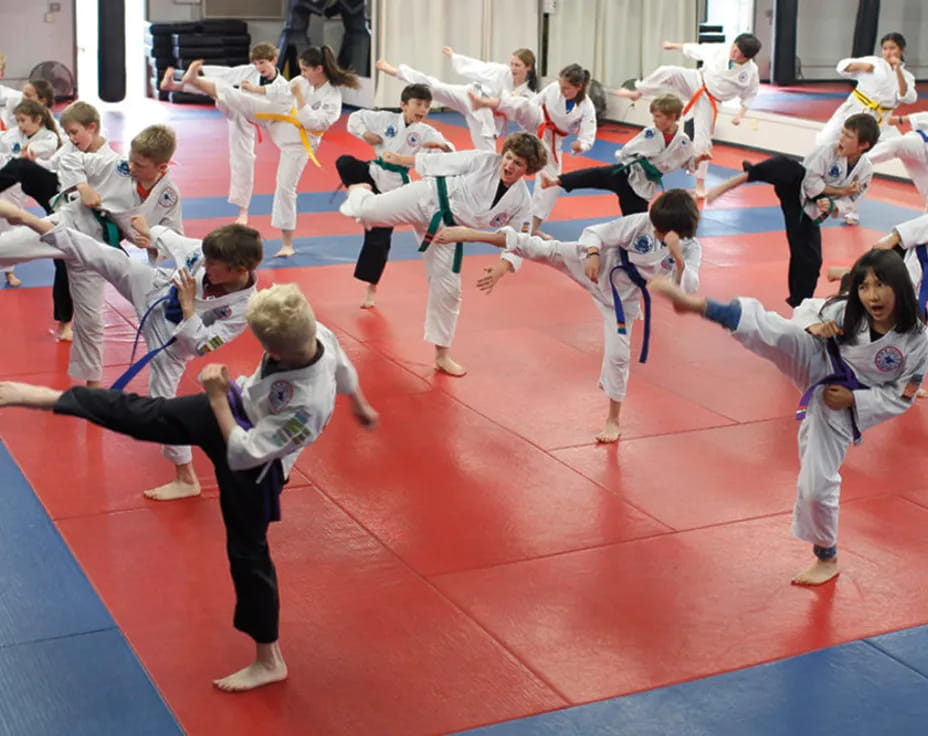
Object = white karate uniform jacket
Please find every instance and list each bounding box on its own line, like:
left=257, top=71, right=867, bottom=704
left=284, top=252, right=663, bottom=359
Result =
left=345, top=109, right=452, bottom=192
left=0, top=126, right=58, bottom=163
left=616, top=125, right=697, bottom=201
left=801, top=146, right=873, bottom=220
left=681, top=43, right=760, bottom=107
left=229, top=323, right=359, bottom=477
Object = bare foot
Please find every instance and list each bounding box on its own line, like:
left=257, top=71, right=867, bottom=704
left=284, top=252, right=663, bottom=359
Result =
left=234, top=208, right=249, bottom=225
left=595, top=419, right=622, bottom=443
left=274, top=245, right=295, bottom=258
left=181, top=59, right=204, bottom=86
left=435, top=354, right=467, bottom=377
left=360, top=284, right=377, bottom=309
left=539, top=174, right=560, bottom=190
left=534, top=229, right=554, bottom=241
left=159, top=66, right=178, bottom=91
left=0, top=381, right=62, bottom=408
left=648, top=276, right=708, bottom=314
left=5, top=272, right=21, bottom=287
left=143, top=478, right=202, bottom=501
left=791, top=558, right=839, bottom=585
left=693, top=188, right=707, bottom=201
left=213, top=659, right=288, bottom=693
left=613, top=88, right=642, bottom=101
left=917, top=387, right=928, bottom=399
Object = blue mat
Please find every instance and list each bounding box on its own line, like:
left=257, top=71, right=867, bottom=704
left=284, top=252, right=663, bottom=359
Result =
left=456, top=633, right=928, bottom=736
left=0, top=441, right=181, bottom=735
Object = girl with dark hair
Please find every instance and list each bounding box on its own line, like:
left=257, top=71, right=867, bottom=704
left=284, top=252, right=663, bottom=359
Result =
left=650, top=248, right=928, bottom=587
left=183, top=46, right=359, bottom=256
left=470, top=62, right=598, bottom=233
left=816, top=32, right=916, bottom=224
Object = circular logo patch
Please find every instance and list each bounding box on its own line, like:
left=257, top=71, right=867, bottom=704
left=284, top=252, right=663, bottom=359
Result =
left=634, top=235, right=652, bottom=254
left=116, top=160, right=131, bottom=176
left=874, top=345, right=904, bottom=372
left=158, top=188, right=178, bottom=208
left=489, top=212, right=509, bottom=228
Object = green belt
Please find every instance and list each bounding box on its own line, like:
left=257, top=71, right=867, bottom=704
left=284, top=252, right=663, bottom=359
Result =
left=809, top=193, right=836, bottom=224
left=372, top=157, right=410, bottom=185
left=614, top=156, right=664, bottom=187
left=418, top=176, right=463, bottom=273
left=90, top=209, right=124, bottom=250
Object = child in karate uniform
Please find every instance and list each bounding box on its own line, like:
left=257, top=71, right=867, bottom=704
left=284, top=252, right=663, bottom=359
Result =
left=616, top=33, right=761, bottom=199
left=339, top=131, right=547, bottom=376
left=0, top=283, right=378, bottom=692
left=651, top=248, right=928, bottom=585
left=434, top=189, right=702, bottom=442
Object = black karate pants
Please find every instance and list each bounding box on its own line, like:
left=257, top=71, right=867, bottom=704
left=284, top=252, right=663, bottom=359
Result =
left=0, top=158, right=73, bottom=321
left=558, top=164, right=649, bottom=215
left=55, top=387, right=280, bottom=643
left=746, top=156, right=822, bottom=307
left=335, top=154, right=394, bottom=285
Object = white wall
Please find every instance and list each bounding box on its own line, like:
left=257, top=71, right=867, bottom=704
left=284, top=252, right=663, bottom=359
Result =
left=1, top=1, right=75, bottom=82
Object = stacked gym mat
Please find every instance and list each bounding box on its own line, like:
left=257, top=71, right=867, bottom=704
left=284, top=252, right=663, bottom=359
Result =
left=145, top=19, right=251, bottom=104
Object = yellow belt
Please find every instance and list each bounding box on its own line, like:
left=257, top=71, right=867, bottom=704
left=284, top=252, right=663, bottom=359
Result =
left=851, top=88, right=893, bottom=124
left=254, top=107, right=324, bottom=168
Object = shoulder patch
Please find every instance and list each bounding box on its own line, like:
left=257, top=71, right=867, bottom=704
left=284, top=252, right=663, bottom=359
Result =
left=644, top=128, right=655, bottom=139
left=158, top=187, right=178, bottom=208
left=116, top=160, right=131, bottom=177
left=268, top=380, right=294, bottom=413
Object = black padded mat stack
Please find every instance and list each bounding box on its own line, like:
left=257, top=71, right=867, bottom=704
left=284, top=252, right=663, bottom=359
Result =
left=144, top=19, right=251, bottom=104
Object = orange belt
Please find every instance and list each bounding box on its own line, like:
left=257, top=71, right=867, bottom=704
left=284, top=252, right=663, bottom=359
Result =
left=537, top=104, right=569, bottom=165
left=682, top=84, right=719, bottom=127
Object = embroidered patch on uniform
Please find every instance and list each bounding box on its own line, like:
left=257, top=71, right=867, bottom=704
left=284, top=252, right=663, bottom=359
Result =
left=11, top=143, right=20, bottom=154
left=406, top=132, right=419, bottom=146
left=661, top=255, right=676, bottom=270
left=312, top=101, right=321, bottom=110
left=829, top=165, right=840, bottom=178
left=158, top=188, right=178, bottom=208
left=738, top=71, right=748, bottom=83
left=644, top=128, right=655, bottom=139
left=116, top=160, right=131, bottom=176
left=212, top=305, right=232, bottom=320
left=268, top=380, right=295, bottom=413
left=385, top=125, right=396, bottom=138
left=272, top=409, right=313, bottom=447
left=902, top=374, right=924, bottom=400
left=633, top=235, right=652, bottom=254
left=195, top=335, right=225, bottom=355
left=874, top=345, right=904, bottom=372
left=185, top=251, right=201, bottom=270
left=489, top=212, right=508, bottom=228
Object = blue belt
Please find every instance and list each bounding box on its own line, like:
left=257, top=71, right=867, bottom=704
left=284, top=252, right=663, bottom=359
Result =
left=110, top=286, right=184, bottom=391
left=916, top=129, right=928, bottom=144
left=610, top=249, right=651, bottom=363
left=796, top=337, right=868, bottom=445
left=227, top=382, right=285, bottom=523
